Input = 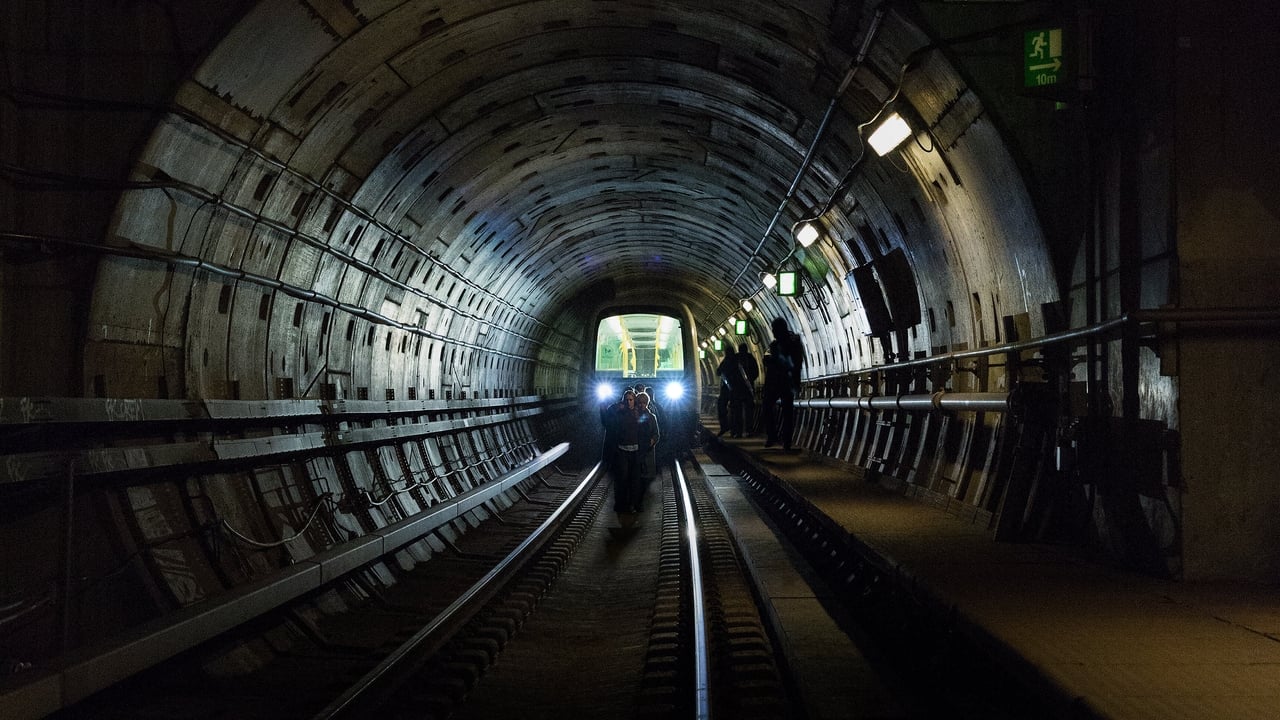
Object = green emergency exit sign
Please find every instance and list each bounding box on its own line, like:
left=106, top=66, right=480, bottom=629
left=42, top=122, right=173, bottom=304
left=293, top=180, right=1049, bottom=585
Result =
left=1024, top=28, right=1064, bottom=87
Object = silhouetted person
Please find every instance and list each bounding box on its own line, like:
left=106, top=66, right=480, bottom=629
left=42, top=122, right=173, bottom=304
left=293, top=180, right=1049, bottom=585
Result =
left=715, top=346, right=737, bottom=436
left=605, top=388, right=657, bottom=513
left=599, top=387, right=619, bottom=467
left=732, top=343, right=758, bottom=436
left=634, top=391, right=661, bottom=510
left=763, top=317, right=805, bottom=450
left=642, top=385, right=662, bottom=419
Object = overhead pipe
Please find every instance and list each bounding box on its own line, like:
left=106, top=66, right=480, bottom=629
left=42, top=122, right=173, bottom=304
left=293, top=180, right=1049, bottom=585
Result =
left=0, top=88, right=560, bottom=336
left=0, top=232, right=545, bottom=364
left=0, top=164, right=542, bottom=348
left=708, top=5, right=888, bottom=324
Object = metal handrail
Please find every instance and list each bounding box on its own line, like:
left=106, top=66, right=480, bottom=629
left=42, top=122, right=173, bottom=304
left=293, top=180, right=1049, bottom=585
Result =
left=0, top=444, right=571, bottom=720
left=796, top=392, right=1008, bottom=413
left=805, top=306, right=1280, bottom=384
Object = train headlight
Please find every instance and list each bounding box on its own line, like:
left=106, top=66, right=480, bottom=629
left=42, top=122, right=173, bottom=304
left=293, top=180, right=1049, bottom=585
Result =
left=595, top=382, right=615, bottom=402
left=663, top=382, right=685, bottom=401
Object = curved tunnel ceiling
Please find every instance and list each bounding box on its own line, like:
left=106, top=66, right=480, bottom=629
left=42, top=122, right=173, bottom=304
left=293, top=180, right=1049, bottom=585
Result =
left=92, top=0, right=1058, bottom=397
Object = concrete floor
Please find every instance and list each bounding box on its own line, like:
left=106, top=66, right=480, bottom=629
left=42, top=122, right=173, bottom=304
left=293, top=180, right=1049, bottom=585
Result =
left=702, top=429, right=1280, bottom=720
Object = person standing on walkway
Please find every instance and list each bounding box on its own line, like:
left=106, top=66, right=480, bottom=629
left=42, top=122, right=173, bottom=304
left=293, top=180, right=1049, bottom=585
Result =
left=732, top=342, right=759, bottom=436
left=763, top=317, right=804, bottom=450
left=715, top=345, right=737, bottom=437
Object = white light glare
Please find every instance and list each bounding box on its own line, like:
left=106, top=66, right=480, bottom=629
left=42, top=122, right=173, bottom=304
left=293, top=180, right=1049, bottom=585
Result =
left=762, top=273, right=777, bottom=289
left=868, top=112, right=913, bottom=156
left=595, top=382, right=614, bottom=402
left=795, top=222, right=820, bottom=248
left=663, top=382, right=685, bottom=401
left=742, top=299, right=754, bottom=312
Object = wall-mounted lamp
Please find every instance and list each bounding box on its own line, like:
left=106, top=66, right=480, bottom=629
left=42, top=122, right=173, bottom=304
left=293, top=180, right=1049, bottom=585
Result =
left=794, top=221, right=820, bottom=248
left=777, top=270, right=799, bottom=297
left=718, top=326, right=727, bottom=335
left=868, top=112, right=913, bottom=156
left=762, top=272, right=777, bottom=290
left=741, top=299, right=753, bottom=312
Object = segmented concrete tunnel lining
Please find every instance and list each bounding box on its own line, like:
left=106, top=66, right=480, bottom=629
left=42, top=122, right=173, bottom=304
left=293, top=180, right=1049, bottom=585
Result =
left=90, top=0, right=1057, bottom=404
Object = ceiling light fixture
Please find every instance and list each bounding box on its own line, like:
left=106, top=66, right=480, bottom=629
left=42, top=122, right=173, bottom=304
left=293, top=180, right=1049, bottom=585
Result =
left=867, top=112, right=912, bottom=156
left=777, top=271, right=799, bottom=297
left=794, top=221, right=820, bottom=248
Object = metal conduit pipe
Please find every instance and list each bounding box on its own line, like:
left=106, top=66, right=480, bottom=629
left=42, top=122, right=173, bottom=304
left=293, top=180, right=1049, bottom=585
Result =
left=0, top=232, right=552, bottom=365
left=796, top=391, right=1009, bottom=413
left=0, top=88, right=560, bottom=335
left=1130, top=307, right=1280, bottom=323
left=85, top=172, right=542, bottom=345
left=0, top=165, right=544, bottom=348
left=710, top=5, right=888, bottom=322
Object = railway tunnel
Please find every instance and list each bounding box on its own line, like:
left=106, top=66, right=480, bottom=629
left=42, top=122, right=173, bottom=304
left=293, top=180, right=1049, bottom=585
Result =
left=2, top=0, right=1278, bottom=716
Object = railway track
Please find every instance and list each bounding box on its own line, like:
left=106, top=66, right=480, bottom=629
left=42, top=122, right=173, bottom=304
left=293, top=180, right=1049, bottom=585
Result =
left=49, top=458, right=797, bottom=719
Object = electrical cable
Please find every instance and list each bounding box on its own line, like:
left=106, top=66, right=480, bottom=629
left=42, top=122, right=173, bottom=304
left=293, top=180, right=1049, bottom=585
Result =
left=218, top=492, right=334, bottom=550
left=0, top=231, right=555, bottom=365
left=357, top=440, right=537, bottom=507
left=698, top=5, right=888, bottom=335
left=0, top=87, right=563, bottom=338
left=0, top=164, right=546, bottom=349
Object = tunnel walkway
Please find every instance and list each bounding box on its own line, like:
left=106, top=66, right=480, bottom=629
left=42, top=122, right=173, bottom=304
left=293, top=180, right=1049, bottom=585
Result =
left=701, top=422, right=1280, bottom=720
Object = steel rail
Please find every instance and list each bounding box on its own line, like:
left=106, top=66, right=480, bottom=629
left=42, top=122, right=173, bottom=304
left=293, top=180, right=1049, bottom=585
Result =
left=0, top=445, right=571, bottom=720
left=314, top=460, right=603, bottom=719
left=674, top=460, right=712, bottom=720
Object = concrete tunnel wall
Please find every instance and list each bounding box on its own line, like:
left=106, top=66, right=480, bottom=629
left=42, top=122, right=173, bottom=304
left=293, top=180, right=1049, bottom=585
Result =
left=2, top=0, right=1279, bottom=678
left=90, top=0, right=1056, bottom=406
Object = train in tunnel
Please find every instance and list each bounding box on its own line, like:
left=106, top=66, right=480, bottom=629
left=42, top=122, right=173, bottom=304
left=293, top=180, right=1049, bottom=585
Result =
left=2, top=0, right=1278, bottom=715
left=585, top=309, right=702, bottom=463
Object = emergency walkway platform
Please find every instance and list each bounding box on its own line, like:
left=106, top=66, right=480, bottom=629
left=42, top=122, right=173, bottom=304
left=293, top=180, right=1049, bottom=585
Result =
left=695, top=427, right=1280, bottom=720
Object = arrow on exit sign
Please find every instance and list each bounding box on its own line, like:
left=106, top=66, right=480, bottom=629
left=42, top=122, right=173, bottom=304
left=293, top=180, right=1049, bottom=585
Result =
left=1025, top=28, right=1064, bottom=87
